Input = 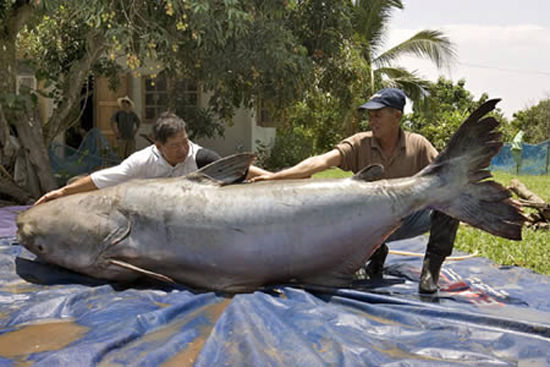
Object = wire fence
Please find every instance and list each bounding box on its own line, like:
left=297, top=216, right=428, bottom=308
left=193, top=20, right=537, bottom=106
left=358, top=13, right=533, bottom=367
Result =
left=49, top=128, right=120, bottom=185
left=48, top=129, right=549, bottom=183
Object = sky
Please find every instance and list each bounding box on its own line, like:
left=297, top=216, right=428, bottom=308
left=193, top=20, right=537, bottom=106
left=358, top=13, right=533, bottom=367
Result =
left=386, top=0, right=550, bottom=118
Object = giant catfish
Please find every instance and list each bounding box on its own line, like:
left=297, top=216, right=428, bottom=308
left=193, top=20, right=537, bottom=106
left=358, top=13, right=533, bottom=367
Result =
left=17, top=99, right=525, bottom=292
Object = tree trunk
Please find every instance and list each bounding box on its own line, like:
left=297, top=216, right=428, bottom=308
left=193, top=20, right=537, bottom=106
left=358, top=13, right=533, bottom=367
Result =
left=0, top=101, right=17, bottom=169
left=0, top=27, right=35, bottom=203
left=510, top=178, right=546, bottom=204
left=0, top=169, right=34, bottom=204
left=0, top=39, right=17, bottom=99
left=0, top=38, right=57, bottom=198
left=0, top=36, right=18, bottom=164
left=13, top=100, right=58, bottom=193
left=0, top=2, right=56, bottom=203
left=509, top=178, right=550, bottom=221
left=1, top=1, right=34, bottom=94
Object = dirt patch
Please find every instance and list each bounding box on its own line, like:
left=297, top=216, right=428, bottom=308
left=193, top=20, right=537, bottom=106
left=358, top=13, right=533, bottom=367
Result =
left=0, top=318, right=89, bottom=366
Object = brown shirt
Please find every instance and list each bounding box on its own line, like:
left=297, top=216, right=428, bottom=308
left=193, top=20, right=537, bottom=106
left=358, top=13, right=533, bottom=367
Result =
left=335, top=128, right=438, bottom=179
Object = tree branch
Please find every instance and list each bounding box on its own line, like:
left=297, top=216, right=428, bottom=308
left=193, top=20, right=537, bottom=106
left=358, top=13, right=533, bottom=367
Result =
left=5, top=1, right=36, bottom=39
left=44, top=30, right=106, bottom=142
left=0, top=165, right=34, bottom=204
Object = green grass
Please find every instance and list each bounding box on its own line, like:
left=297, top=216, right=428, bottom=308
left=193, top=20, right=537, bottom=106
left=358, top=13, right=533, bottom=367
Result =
left=313, top=168, right=352, bottom=179
left=456, top=172, right=550, bottom=276
left=314, top=169, right=550, bottom=276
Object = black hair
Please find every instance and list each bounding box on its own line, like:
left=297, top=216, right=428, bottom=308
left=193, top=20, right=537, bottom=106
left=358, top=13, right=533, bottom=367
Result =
left=152, top=112, right=187, bottom=144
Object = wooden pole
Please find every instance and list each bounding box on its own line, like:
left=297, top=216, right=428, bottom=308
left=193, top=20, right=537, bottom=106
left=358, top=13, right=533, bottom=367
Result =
left=546, top=143, right=549, bottom=175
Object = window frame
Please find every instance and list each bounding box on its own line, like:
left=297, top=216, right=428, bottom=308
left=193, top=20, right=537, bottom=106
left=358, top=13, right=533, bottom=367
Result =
left=142, top=74, right=200, bottom=124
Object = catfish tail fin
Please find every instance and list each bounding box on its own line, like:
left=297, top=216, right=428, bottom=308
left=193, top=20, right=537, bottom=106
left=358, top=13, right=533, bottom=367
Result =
left=421, top=99, right=525, bottom=240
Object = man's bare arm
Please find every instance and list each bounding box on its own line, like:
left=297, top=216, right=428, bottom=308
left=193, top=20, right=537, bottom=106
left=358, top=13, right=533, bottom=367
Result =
left=250, top=149, right=342, bottom=182
left=246, top=165, right=272, bottom=180
left=34, top=175, right=98, bottom=206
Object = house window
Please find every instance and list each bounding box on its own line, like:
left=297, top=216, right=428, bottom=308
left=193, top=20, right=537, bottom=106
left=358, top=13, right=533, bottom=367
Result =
left=143, top=75, right=198, bottom=123
left=256, top=100, right=280, bottom=128
left=16, top=75, right=36, bottom=95
left=174, top=79, right=199, bottom=108
left=144, top=76, right=168, bottom=123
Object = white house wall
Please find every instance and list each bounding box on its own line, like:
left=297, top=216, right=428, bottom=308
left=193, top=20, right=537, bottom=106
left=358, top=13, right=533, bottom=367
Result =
left=251, top=122, right=276, bottom=156
left=120, top=75, right=276, bottom=157
left=129, top=75, right=150, bottom=150
left=193, top=92, right=276, bottom=157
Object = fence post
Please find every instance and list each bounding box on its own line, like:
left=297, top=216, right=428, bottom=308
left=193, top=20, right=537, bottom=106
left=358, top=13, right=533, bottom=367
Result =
left=546, top=142, right=549, bottom=175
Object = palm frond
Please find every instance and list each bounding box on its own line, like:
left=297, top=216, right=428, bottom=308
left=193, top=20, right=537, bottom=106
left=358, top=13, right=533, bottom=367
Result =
left=353, top=0, right=403, bottom=58
left=375, top=66, right=431, bottom=103
left=375, top=29, right=455, bottom=69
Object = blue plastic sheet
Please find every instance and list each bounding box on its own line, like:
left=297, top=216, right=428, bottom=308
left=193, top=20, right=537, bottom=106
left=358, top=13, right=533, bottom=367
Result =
left=491, top=141, right=550, bottom=175
left=1, top=206, right=550, bottom=366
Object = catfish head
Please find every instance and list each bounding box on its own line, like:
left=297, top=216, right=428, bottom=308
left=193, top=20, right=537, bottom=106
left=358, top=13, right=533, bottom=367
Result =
left=16, top=193, right=134, bottom=280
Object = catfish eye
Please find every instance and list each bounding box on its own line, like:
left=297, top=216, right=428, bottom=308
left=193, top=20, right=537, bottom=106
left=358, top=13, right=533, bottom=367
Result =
left=36, top=244, right=45, bottom=253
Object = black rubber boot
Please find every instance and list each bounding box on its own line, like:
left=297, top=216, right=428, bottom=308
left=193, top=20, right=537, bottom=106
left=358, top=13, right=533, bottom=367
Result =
left=419, top=252, right=446, bottom=293
left=364, top=243, right=389, bottom=279
left=419, top=211, right=460, bottom=293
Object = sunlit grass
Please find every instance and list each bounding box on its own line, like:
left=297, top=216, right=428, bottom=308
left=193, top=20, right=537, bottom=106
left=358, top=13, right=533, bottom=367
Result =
left=456, top=171, right=550, bottom=275
left=312, top=168, right=352, bottom=179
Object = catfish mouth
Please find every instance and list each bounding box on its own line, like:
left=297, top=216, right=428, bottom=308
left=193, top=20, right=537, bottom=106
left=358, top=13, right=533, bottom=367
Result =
left=16, top=221, right=50, bottom=260
left=15, top=208, right=56, bottom=257
left=16, top=220, right=37, bottom=250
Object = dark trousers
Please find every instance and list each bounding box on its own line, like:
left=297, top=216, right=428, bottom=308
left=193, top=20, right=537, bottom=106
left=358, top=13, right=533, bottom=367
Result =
left=385, top=210, right=459, bottom=257
left=117, top=138, right=136, bottom=160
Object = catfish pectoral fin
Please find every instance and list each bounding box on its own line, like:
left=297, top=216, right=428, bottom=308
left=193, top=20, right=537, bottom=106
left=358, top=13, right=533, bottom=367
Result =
left=110, top=221, right=131, bottom=246
left=108, top=259, right=176, bottom=284
left=103, top=211, right=132, bottom=247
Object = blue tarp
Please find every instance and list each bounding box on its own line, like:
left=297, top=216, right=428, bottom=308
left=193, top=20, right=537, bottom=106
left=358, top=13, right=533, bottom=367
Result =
left=491, top=141, right=550, bottom=175
left=1, top=206, right=550, bottom=366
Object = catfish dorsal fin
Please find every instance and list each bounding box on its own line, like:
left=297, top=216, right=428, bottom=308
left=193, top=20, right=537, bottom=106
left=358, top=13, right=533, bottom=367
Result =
left=184, top=173, right=222, bottom=186
left=186, top=153, right=256, bottom=186
left=352, top=164, right=385, bottom=182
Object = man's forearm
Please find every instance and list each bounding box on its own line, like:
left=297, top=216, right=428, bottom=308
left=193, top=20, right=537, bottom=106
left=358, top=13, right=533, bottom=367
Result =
left=270, top=156, right=329, bottom=179
left=61, top=176, right=98, bottom=196
left=34, top=175, right=99, bottom=206
left=247, top=165, right=272, bottom=179
left=250, top=149, right=342, bottom=182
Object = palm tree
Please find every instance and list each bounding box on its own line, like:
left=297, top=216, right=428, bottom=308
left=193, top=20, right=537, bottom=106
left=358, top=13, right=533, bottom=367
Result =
left=353, top=0, right=455, bottom=103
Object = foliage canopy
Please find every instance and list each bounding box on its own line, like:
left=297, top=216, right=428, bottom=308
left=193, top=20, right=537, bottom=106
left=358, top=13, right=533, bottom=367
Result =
left=1, top=0, right=458, bottom=200
left=404, top=77, right=513, bottom=151
left=511, top=99, right=550, bottom=144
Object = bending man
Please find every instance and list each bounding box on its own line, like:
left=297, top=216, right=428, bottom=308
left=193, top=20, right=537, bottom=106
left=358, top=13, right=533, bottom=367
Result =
left=36, top=112, right=269, bottom=205
left=252, top=88, right=459, bottom=293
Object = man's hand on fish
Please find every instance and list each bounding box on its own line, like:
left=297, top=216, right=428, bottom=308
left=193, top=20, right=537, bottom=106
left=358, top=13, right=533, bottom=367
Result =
left=34, top=189, right=65, bottom=206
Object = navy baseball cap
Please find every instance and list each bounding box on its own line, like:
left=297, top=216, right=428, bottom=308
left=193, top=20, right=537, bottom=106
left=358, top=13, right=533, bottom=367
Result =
left=358, top=88, right=406, bottom=111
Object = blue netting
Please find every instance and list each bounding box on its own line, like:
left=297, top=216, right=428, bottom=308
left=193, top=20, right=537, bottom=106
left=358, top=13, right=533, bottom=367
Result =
left=491, top=141, right=550, bottom=175
left=48, top=128, right=120, bottom=184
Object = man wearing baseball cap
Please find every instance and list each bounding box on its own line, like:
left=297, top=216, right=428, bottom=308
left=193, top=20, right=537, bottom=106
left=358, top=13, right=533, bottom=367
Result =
left=252, top=87, right=460, bottom=294
left=358, top=87, right=407, bottom=110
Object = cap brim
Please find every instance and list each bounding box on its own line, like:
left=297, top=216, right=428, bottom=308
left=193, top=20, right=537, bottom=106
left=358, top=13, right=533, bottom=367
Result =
left=358, top=101, right=386, bottom=110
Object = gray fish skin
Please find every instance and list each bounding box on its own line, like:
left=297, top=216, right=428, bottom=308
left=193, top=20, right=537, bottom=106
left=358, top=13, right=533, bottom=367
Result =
left=17, top=99, right=525, bottom=292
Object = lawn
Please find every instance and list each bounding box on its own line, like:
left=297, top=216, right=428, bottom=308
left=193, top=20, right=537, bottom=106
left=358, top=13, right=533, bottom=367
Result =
left=457, top=172, right=550, bottom=276
left=313, top=169, right=550, bottom=276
